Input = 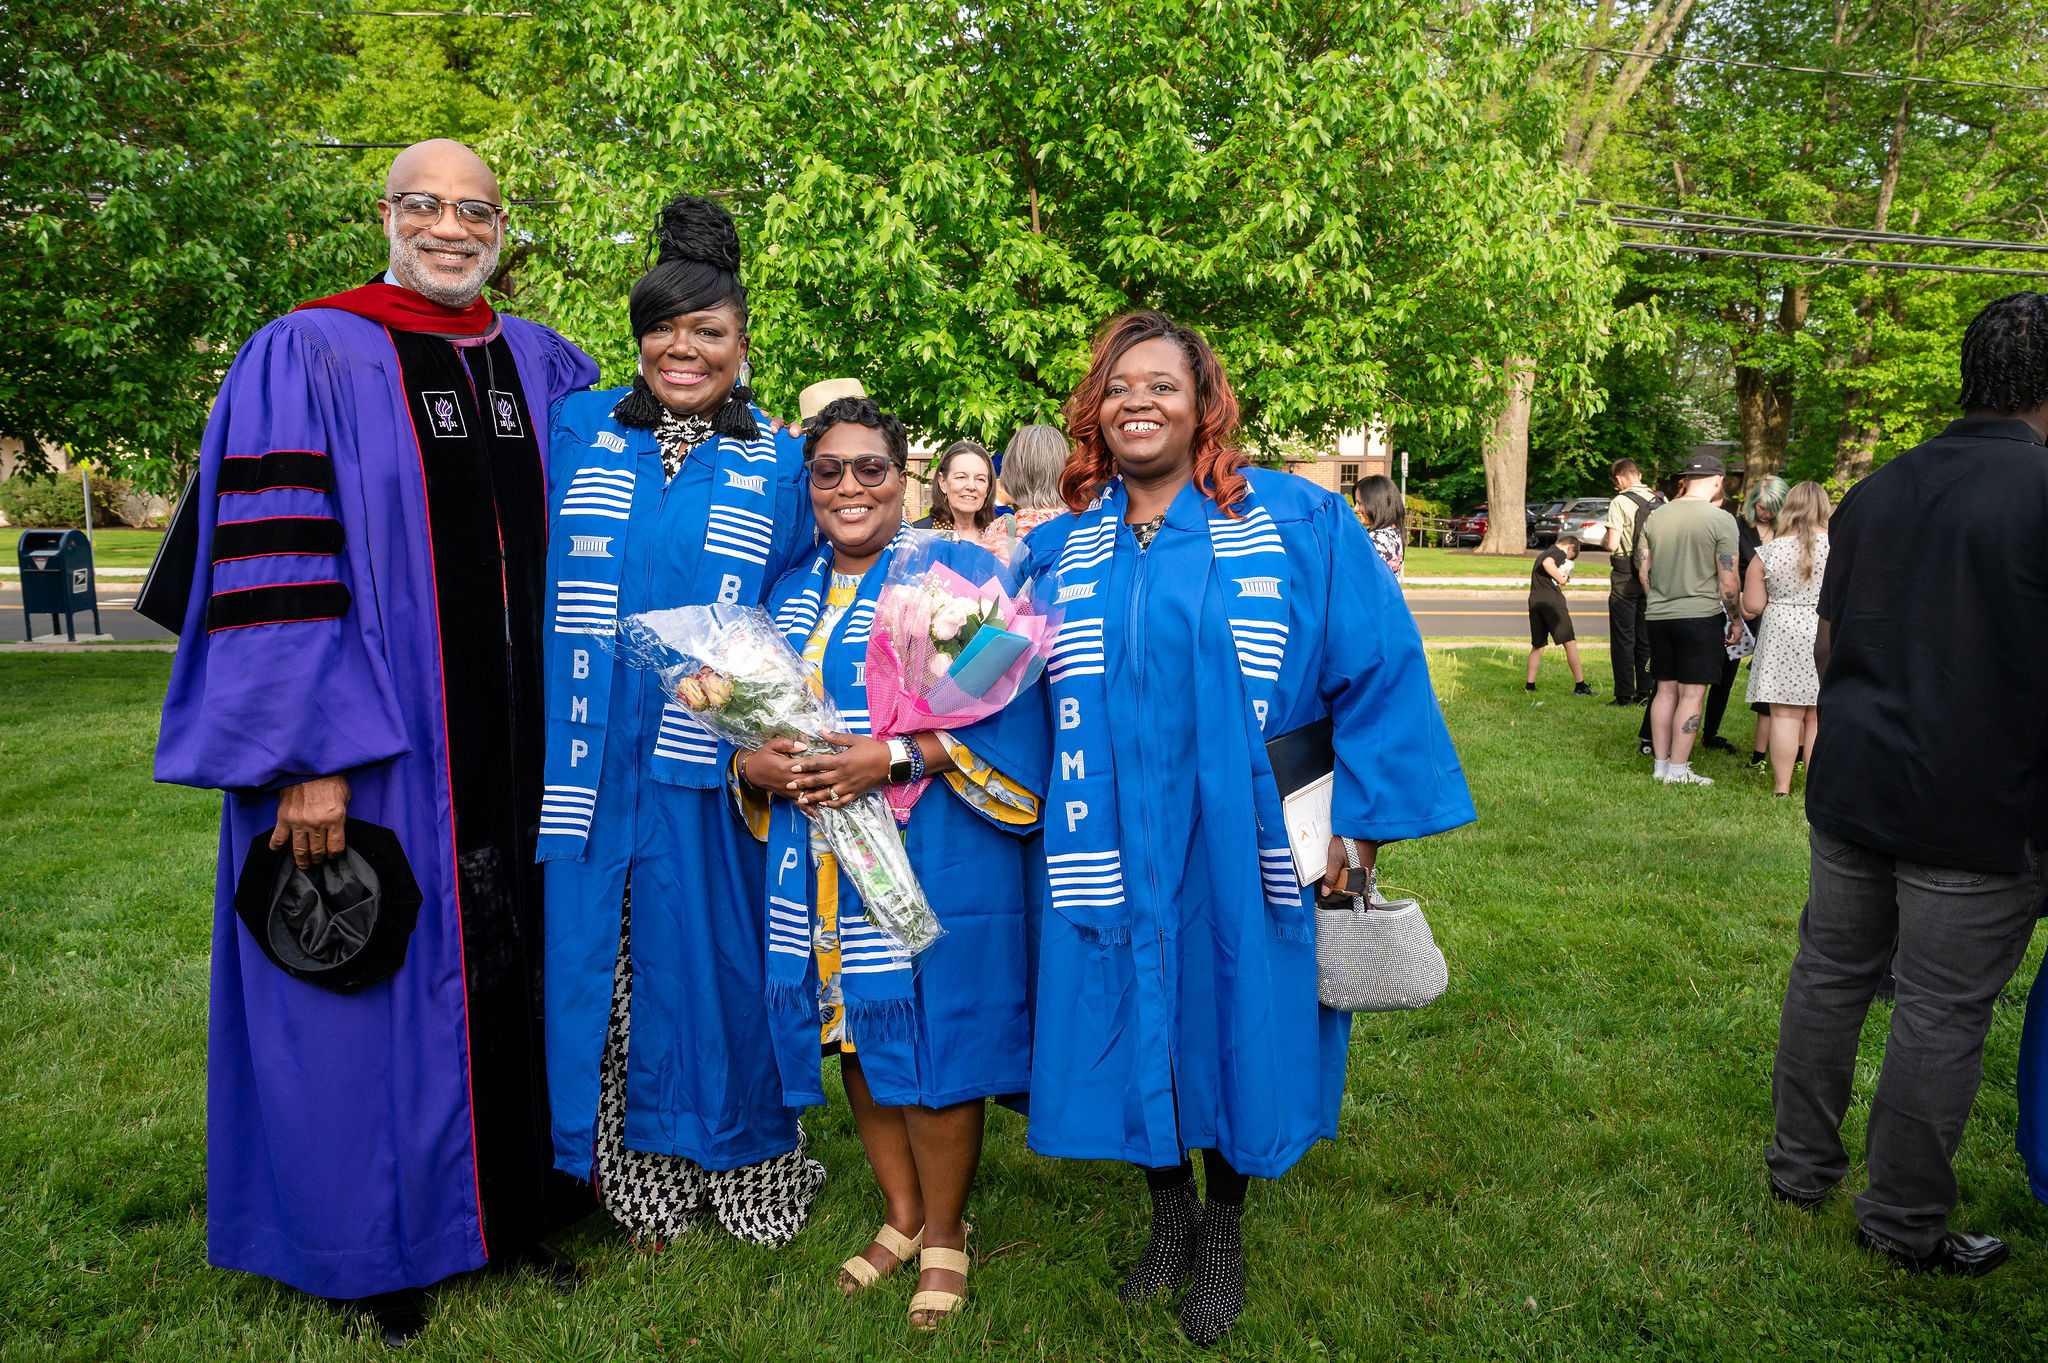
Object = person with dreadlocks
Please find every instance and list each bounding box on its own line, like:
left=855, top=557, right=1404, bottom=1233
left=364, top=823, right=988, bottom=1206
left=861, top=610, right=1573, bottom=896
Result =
left=539, top=195, right=825, bottom=1249
left=1770, top=290, right=2048, bottom=1279
left=1017, top=313, right=1474, bottom=1345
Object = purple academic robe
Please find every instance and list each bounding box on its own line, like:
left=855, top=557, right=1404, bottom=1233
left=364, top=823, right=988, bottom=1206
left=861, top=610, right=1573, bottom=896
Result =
left=156, top=302, right=598, bottom=1299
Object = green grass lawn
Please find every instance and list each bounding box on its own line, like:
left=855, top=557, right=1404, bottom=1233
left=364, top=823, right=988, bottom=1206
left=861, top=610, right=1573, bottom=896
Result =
left=4, top=650, right=2045, bottom=1361
left=4, top=527, right=164, bottom=571
left=1404, top=546, right=1598, bottom=577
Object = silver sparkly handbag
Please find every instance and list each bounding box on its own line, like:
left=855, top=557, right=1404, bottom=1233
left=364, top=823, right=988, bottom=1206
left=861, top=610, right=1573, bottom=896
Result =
left=1315, top=838, right=1448, bottom=1013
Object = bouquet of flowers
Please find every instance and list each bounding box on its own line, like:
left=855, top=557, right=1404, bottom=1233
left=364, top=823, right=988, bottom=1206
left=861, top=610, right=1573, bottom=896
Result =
left=609, top=604, right=942, bottom=956
left=866, top=533, right=1060, bottom=821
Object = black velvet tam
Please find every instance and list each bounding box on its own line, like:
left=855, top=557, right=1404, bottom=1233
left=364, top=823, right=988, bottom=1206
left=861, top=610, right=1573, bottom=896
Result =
left=233, top=819, right=423, bottom=994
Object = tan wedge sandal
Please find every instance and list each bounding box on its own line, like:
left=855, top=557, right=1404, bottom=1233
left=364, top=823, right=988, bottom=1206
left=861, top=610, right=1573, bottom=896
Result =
left=838, top=1223, right=923, bottom=1296
left=908, top=1244, right=972, bottom=1330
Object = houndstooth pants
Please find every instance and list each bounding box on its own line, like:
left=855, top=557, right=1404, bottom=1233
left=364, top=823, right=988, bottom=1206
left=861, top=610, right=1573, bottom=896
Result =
left=593, top=885, right=824, bottom=1247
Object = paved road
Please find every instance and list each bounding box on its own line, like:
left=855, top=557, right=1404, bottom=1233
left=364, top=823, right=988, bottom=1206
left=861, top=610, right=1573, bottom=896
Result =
left=1, top=585, right=1610, bottom=647
left=1404, top=591, right=1610, bottom=640
left=0, top=581, right=174, bottom=642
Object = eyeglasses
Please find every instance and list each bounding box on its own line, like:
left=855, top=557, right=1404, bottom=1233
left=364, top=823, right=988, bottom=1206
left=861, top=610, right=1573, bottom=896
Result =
left=386, top=191, right=503, bottom=233
left=808, top=455, right=897, bottom=489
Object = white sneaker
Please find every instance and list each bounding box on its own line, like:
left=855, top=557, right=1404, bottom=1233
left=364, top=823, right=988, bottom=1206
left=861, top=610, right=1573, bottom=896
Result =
left=1660, top=768, right=1715, bottom=786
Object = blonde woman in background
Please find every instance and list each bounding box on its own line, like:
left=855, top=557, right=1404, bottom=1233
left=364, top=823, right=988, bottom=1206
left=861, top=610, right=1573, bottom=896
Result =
left=1742, top=481, right=1832, bottom=796
left=993, top=423, right=1070, bottom=561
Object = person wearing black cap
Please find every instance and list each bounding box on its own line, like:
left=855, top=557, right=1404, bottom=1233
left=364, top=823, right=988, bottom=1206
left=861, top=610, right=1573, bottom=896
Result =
left=539, top=195, right=826, bottom=1254
left=1635, top=452, right=1742, bottom=785
left=1773, top=291, right=2048, bottom=1278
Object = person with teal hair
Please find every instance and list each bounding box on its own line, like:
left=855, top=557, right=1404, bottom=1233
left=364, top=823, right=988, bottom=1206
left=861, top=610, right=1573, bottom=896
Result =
left=1743, top=475, right=1790, bottom=537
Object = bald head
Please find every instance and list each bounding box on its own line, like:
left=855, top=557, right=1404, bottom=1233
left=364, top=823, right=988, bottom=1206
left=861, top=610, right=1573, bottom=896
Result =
left=385, top=139, right=500, bottom=203
left=377, top=140, right=504, bottom=308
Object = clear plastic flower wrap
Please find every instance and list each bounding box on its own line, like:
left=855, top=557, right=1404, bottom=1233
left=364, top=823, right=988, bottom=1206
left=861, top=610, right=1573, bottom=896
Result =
left=608, top=603, right=943, bottom=956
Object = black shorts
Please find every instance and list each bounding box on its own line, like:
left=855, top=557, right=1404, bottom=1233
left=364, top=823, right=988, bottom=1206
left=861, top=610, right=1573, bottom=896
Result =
left=1529, top=597, right=1575, bottom=648
left=1648, top=614, right=1726, bottom=685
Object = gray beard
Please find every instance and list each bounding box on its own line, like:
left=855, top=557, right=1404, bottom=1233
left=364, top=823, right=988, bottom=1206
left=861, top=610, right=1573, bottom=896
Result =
left=386, top=224, right=500, bottom=309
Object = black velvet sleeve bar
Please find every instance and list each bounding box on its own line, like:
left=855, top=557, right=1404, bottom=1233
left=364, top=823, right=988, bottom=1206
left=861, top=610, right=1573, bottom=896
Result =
left=212, top=516, right=346, bottom=564
left=206, top=581, right=353, bottom=633
left=216, top=450, right=336, bottom=496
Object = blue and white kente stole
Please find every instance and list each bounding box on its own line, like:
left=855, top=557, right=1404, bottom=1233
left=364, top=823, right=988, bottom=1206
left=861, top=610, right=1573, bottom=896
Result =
left=1040, top=478, right=1305, bottom=943
left=537, top=406, right=785, bottom=862
left=758, top=530, right=915, bottom=1103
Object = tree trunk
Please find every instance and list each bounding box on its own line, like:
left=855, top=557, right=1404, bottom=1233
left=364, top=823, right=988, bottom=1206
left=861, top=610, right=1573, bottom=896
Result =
left=1724, top=283, right=1809, bottom=480
left=1733, top=364, right=1796, bottom=479
left=1477, top=358, right=1534, bottom=555
left=1832, top=418, right=1881, bottom=483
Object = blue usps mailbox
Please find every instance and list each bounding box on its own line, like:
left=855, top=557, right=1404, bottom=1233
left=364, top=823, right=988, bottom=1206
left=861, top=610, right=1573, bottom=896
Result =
left=16, top=529, right=101, bottom=641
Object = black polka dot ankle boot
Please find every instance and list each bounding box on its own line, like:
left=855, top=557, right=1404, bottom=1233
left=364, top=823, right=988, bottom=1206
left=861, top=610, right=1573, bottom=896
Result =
left=1119, top=1177, right=1202, bottom=1304
left=1178, top=1199, right=1245, bottom=1346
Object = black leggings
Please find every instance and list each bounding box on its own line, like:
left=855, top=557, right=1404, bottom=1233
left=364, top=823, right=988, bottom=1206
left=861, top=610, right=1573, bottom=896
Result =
left=1142, top=1150, right=1250, bottom=1206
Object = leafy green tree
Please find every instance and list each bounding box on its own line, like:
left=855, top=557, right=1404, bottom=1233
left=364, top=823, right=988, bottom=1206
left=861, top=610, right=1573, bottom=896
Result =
left=0, top=0, right=379, bottom=491
left=1597, top=0, right=2048, bottom=481
left=503, top=0, right=1626, bottom=472
left=1403, top=330, right=1701, bottom=508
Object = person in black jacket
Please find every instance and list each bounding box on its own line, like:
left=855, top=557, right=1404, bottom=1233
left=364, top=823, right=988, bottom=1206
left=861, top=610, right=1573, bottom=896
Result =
left=1766, top=291, right=2048, bottom=1279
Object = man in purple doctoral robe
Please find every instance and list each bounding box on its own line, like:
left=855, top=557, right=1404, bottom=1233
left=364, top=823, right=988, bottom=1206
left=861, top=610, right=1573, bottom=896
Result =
left=155, top=140, right=599, bottom=1339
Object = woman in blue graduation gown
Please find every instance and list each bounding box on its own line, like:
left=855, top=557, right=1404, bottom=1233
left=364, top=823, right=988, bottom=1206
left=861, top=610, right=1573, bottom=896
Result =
left=1019, top=313, right=1475, bottom=1346
left=737, top=396, right=1049, bottom=1329
left=540, top=196, right=823, bottom=1247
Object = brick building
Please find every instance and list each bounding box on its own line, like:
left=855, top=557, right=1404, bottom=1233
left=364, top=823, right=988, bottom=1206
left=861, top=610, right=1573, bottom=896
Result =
left=1283, top=427, right=1393, bottom=499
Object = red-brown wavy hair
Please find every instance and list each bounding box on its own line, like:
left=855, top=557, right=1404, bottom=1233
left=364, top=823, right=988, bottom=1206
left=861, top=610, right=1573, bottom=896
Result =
left=1059, top=311, right=1249, bottom=516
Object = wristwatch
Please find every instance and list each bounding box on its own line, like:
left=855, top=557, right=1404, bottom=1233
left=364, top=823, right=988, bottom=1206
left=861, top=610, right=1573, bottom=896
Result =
left=887, top=738, right=916, bottom=784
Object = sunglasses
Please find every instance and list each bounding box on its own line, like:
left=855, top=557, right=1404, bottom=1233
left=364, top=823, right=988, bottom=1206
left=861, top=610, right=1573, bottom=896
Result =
left=808, top=455, right=898, bottom=489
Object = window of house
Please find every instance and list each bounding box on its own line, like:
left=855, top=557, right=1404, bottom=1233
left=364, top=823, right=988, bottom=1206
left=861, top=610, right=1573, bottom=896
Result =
left=1339, top=463, right=1361, bottom=496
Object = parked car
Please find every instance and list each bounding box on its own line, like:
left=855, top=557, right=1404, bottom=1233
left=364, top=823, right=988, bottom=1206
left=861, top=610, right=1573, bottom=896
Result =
left=1448, top=503, right=1543, bottom=548
left=1535, top=497, right=1614, bottom=551
left=1446, top=504, right=1488, bottom=547
left=1528, top=501, right=1568, bottom=546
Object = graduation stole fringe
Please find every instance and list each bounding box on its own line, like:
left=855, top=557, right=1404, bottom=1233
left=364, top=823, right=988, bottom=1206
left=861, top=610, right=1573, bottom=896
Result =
left=536, top=403, right=785, bottom=863
left=759, top=530, right=915, bottom=1105
left=1039, top=478, right=1308, bottom=946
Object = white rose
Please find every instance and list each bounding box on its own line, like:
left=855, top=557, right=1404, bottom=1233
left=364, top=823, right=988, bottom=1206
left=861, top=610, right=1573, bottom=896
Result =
left=929, top=653, right=953, bottom=677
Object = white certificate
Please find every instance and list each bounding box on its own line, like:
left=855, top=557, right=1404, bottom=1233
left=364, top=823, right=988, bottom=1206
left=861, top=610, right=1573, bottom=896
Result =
left=1282, top=771, right=1335, bottom=885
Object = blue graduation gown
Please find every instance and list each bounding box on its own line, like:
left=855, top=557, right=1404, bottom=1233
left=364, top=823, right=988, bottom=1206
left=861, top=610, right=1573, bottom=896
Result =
left=156, top=307, right=598, bottom=1298
left=756, top=541, right=1051, bottom=1110
left=1021, top=470, right=1475, bottom=1178
left=2015, top=959, right=2048, bottom=1205
left=542, top=389, right=817, bottom=1177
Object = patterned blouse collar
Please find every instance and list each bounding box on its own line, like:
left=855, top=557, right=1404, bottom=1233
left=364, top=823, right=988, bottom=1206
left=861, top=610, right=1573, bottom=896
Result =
left=654, top=409, right=716, bottom=479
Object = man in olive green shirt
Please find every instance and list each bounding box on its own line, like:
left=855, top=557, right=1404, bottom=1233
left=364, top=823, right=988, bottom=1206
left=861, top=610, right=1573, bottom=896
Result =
left=1636, top=453, right=1742, bottom=785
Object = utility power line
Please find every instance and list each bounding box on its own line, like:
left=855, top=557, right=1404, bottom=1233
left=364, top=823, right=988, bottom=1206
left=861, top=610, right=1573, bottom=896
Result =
left=1611, top=216, right=2048, bottom=254
left=1620, top=240, right=2048, bottom=277
left=1586, top=199, right=2048, bottom=252
left=1563, top=39, right=2048, bottom=96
